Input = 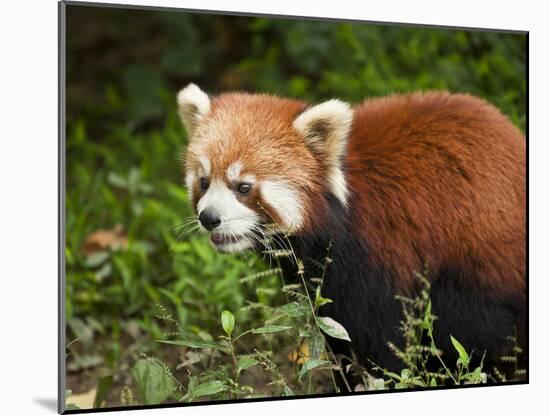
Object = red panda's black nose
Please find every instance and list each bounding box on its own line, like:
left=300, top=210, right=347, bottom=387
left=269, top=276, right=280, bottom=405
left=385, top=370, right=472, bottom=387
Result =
left=199, top=209, right=221, bottom=230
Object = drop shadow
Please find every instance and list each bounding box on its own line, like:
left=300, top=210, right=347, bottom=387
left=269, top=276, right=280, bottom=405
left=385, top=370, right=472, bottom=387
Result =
left=34, top=398, right=58, bottom=413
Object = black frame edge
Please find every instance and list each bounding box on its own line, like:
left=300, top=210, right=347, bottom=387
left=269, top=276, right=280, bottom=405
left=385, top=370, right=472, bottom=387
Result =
left=58, top=1, right=67, bottom=413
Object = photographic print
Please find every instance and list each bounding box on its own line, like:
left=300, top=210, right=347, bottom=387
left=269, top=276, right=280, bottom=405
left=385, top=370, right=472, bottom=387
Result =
left=60, top=1, right=527, bottom=412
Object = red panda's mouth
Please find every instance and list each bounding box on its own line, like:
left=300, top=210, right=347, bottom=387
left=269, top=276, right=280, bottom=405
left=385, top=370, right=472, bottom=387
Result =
left=210, top=233, right=244, bottom=246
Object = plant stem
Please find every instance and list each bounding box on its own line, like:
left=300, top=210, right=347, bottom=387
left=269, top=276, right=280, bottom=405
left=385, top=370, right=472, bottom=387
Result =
left=228, top=334, right=238, bottom=369
left=297, top=261, right=352, bottom=393
left=428, top=335, right=458, bottom=384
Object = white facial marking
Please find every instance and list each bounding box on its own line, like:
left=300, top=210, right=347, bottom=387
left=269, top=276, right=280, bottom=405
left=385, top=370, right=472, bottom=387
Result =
left=226, top=161, right=243, bottom=182
left=241, top=174, right=256, bottom=184
left=198, top=156, right=211, bottom=177
left=185, top=171, right=196, bottom=202
left=197, top=179, right=259, bottom=238
left=260, top=180, right=304, bottom=232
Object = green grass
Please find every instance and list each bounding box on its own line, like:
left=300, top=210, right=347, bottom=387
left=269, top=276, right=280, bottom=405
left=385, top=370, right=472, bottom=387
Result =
left=65, top=7, right=526, bottom=409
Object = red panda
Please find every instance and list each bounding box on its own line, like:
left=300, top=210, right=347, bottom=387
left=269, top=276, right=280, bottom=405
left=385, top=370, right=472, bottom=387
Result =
left=177, top=83, right=526, bottom=375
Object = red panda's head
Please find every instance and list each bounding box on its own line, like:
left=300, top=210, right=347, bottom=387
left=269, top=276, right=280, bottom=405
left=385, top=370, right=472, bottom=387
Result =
left=177, top=84, right=353, bottom=253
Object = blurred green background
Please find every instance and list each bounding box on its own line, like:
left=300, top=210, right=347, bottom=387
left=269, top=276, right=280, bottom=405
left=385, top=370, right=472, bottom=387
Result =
left=65, top=3, right=526, bottom=406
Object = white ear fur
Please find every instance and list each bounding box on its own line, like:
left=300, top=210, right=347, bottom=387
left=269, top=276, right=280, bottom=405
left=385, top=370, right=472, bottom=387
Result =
left=293, top=99, right=353, bottom=206
left=177, top=83, right=211, bottom=136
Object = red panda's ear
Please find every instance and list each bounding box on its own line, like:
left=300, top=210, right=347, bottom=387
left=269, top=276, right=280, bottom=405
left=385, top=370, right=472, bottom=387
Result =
left=177, top=83, right=211, bottom=137
left=293, top=99, right=353, bottom=206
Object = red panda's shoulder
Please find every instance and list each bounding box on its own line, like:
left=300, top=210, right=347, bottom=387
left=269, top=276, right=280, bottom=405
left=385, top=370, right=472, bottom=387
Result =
left=346, top=91, right=525, bottom=188
left=344, top=91, right=525, bottom=296
left=349, top=91, right=522, bottom=154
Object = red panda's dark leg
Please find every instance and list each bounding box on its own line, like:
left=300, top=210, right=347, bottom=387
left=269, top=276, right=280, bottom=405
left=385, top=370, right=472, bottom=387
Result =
left=430, top=266, right=525, bottom=374
left=318, top=250, right=405, bottom=375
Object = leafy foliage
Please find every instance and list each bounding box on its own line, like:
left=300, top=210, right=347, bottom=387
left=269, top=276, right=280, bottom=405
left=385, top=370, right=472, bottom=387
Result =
left=131, top=358, right=177, bottom=404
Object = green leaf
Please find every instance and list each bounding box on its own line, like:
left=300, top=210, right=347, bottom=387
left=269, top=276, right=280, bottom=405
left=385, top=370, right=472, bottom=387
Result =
left=315, top=296, right=333, bottom=308
left=65, top=389, right=80, bottom=410
left=282, top=385, right=295, bottom=396
left=480, top=372, right=488, bottom=383
left=94, top=375, right=113, bottom=409
left=65, top=403, right=80, bottom=410
left=131, top=358, right=176, bottom=405
left=107, top=172, right=128, bottom=189
left=372, top=378, right=386, bottom=390
left=383, top=371, right=402, bottom=381
left=423, top=299, right=433, bottom=330
left=450, top=335, right=470, bottom=366
left=275, top=302, right=308, bottom=317
left=221, top=310, right=235, bottom=336
left=251, top=325, right=292, bottom=334
left=308, top=330, right=326, bottom=360
left=112, top=256, right=132, bottom=289
left=95, top=263, right=112, bottom=282
left=190, top=380, right=228, bottom=399
left=85, top=251, right=109, bottom=268
left=315, top=286, right=333, bottom=308
left=400, top=368, right=412, bottom=380
left=298, top=359, right=329, bottom=380
left=298, top=327, right=311, bottom=338
left=66, top=246, right=75, bottom=265
left=463, top=366, right=487, bottom=384
left=237, top=356, right=260, bottom=374
left=157, top=339, right=228, bottom=351
left=317, top=316, right=351, bottom=341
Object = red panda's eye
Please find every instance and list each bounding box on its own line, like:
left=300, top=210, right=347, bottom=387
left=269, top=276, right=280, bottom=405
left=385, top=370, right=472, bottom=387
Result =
left=199, top=177, right=209, bottom=191
left=237, top=183, right=251, bottom=195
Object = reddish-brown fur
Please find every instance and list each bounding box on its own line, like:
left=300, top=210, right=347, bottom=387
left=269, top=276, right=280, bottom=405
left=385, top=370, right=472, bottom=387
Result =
left=347, top=92, right=525, bottom=297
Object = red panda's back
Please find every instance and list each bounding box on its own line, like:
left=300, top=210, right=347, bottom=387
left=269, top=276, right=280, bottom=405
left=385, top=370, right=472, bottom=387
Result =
left=346, top=92, right=525, bottom=298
